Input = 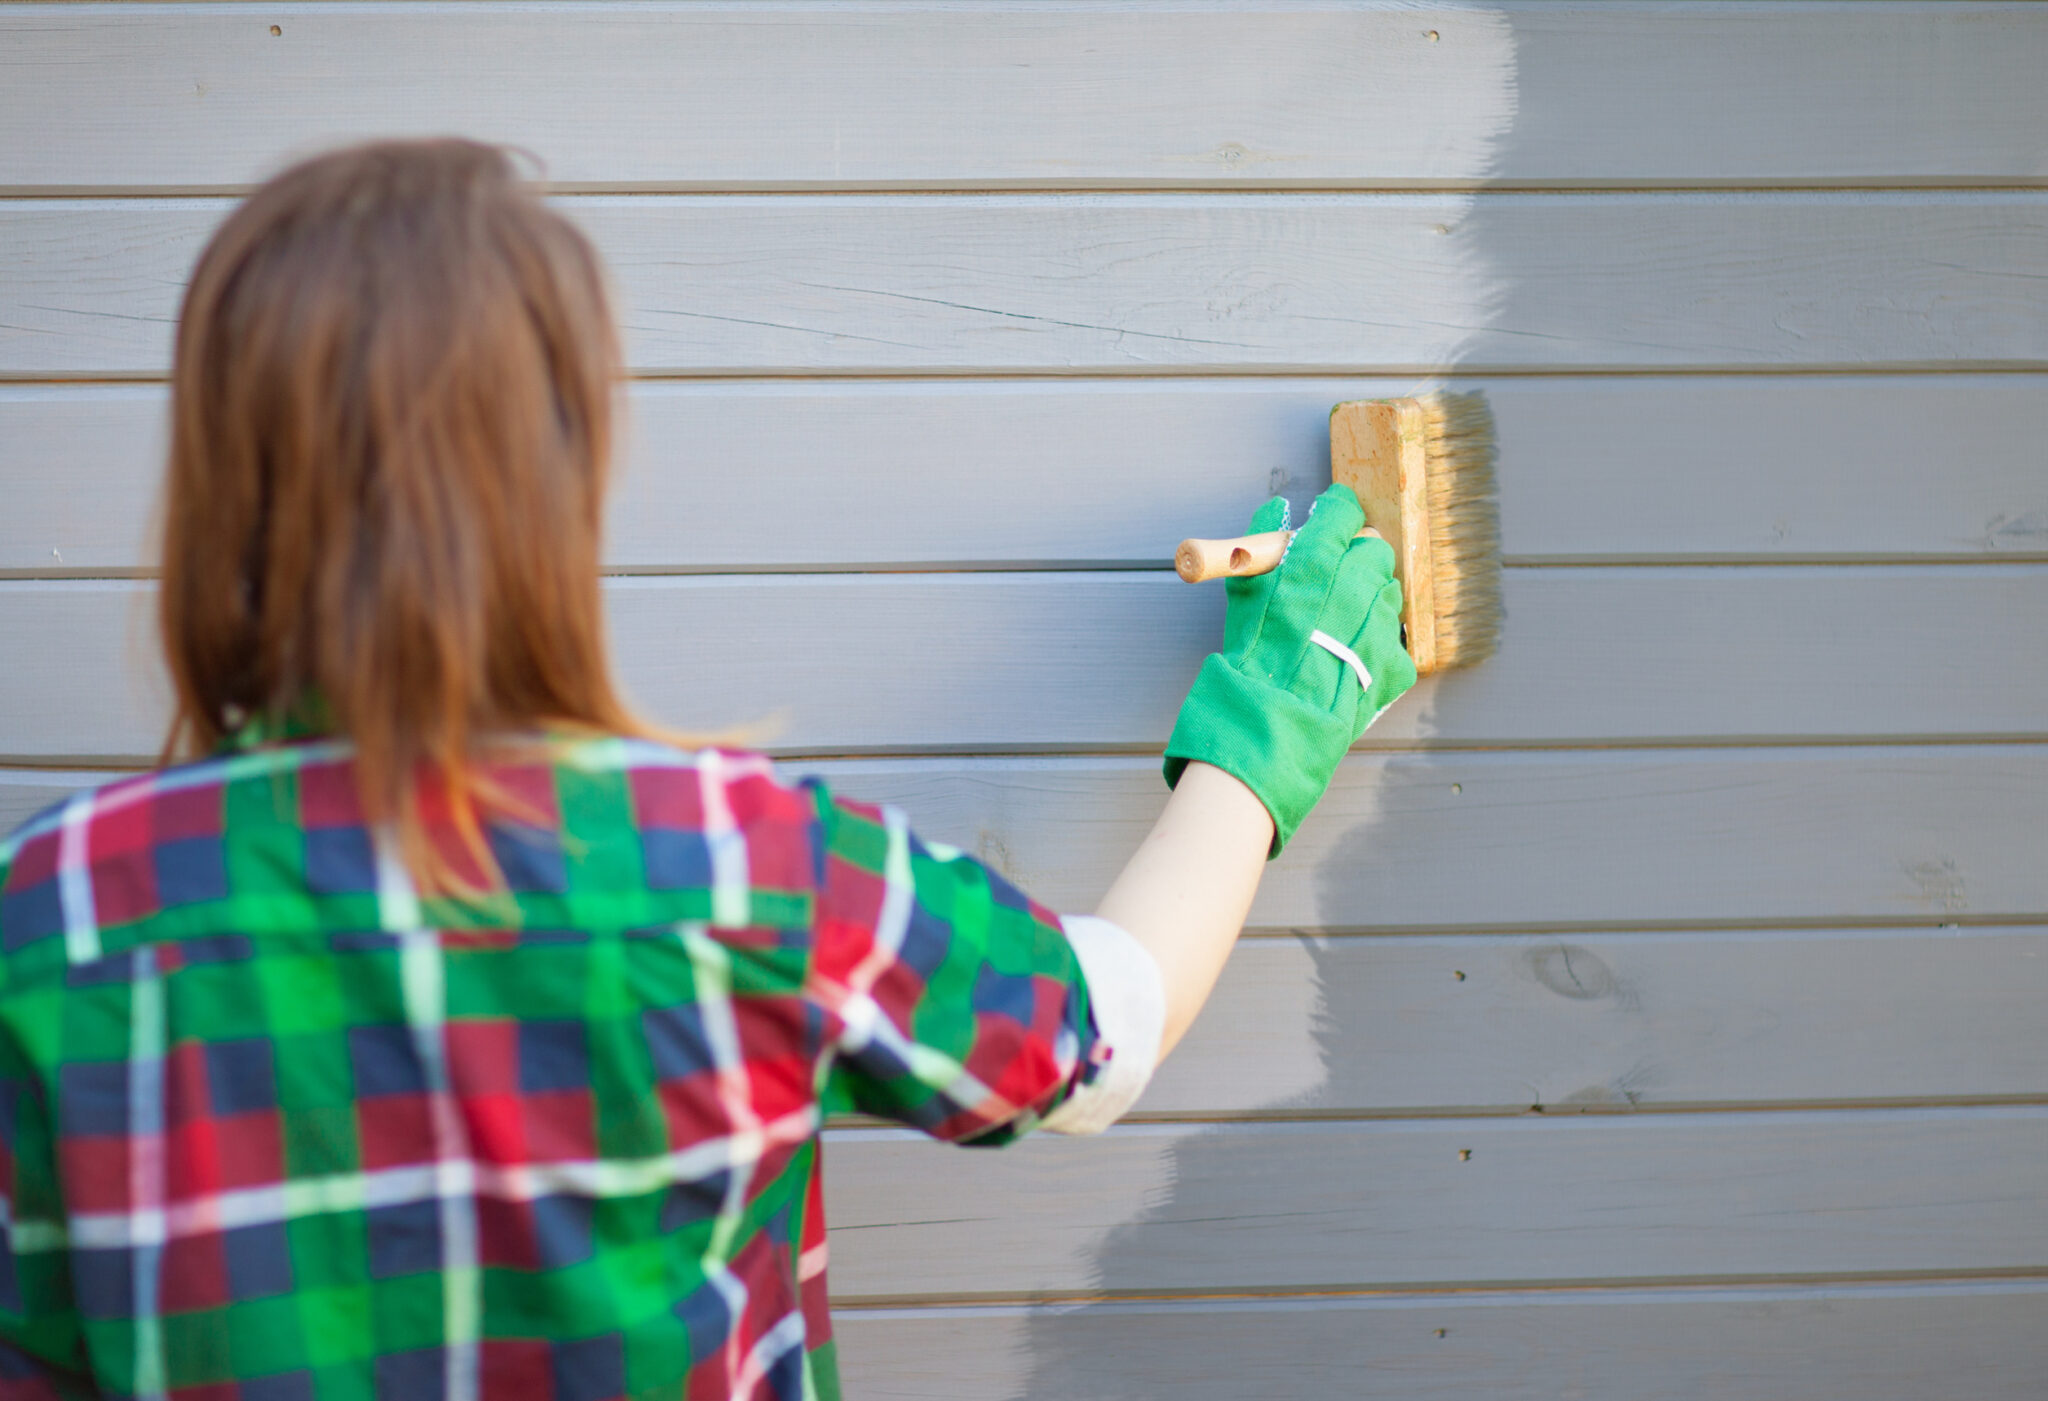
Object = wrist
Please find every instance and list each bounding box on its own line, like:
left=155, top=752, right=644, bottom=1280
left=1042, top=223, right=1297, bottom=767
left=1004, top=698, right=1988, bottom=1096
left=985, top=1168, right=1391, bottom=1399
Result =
left=1169, top=761, right=1276, bottom=857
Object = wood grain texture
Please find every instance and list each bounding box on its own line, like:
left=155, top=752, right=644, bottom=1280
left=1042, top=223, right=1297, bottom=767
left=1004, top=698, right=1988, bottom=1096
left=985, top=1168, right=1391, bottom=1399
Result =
left=1143, top=926, right=2048, bottom=1115
left=9, top=193, right=2048, bottom=377
left=821, top=1107, right=2048, bottom=1298
left=3, top=567, right=2043, bottom=760
left=834, top=1282, right=2048, bottom=1400
left=10, top=376, right=2047, bottom=574
left=801, top=748, right=2048, bottom=929
left=606, top=566, right=2048, bottom=750
left=4, top=3, right=2044, bottom=192
left=7, top=748, right=2043, bottom=930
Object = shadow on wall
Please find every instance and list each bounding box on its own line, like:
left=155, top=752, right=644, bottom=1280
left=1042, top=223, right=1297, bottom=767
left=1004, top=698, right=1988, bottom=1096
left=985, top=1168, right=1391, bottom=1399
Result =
left=1015, top=9, right=1519, bottom=1398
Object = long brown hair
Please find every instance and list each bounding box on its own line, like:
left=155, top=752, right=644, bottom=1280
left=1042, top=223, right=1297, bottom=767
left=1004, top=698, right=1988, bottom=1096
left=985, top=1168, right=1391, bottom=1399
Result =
left=160, top=138, right=645, bottom=893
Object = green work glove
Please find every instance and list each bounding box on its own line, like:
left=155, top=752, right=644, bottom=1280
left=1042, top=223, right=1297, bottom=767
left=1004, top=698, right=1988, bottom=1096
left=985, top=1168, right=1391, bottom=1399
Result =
left=1163, top=482, right=1416, bottom=856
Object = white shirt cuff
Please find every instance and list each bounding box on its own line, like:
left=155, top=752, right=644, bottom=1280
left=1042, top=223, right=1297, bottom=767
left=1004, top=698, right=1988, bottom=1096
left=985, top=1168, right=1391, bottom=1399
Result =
left=1039, top=914, right=1166, bottom=1136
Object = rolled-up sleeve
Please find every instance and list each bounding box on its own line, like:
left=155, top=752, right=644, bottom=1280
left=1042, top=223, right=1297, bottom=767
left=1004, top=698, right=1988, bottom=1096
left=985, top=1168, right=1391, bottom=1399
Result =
left=801, top=781, right=1162, bottom=1144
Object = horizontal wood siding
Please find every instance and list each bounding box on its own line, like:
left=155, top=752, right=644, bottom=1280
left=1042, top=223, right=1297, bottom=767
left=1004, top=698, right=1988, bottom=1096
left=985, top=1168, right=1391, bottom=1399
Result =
left=9, top=194, right=2048, bottom=377
left=3, top=3, right=2043, bottom=192
left=834, top=1282, right=2048, bottom=1399
left=5, top=568, right=2046, bottom=759
left=821, top=1108, right=2048, bottom=1298
left=801, top=749, right=2048, bottom=929
left=8, top=376, right=2048, bottom=574
left=1140, top=926, right=2048, bottom=1115
left=5, top=2, right=2044, bottom=1392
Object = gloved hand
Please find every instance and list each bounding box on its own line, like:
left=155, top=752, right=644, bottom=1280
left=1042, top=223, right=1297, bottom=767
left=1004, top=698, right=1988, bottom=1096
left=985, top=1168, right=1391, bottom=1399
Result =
left=1162, top=482, right=1416, bottom=856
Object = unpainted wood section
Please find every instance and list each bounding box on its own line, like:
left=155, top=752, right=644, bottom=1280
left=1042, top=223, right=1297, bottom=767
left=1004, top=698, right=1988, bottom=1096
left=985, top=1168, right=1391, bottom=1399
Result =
left=4, top=4, right=2045, bottom=192
left=1143, top=927, right=2048, bottom=1115
left=8, top=377, right=2047, bottom=574
left=1332, top=398, right=1438, bottom=672
left=10, top=194, right=2048, bottom=377
left=834, top=1282, right=2048, bottom=1400
left=821, top=1107, right=2048, bottom=1298
left=4, top=567, right=2045, bottom=760
left=9, top=748, right=2039, bottom=930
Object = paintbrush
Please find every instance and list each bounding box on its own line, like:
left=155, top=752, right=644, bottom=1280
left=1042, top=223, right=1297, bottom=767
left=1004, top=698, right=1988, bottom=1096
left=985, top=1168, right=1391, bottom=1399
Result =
left=1175, top=393, right=1502, bottom=674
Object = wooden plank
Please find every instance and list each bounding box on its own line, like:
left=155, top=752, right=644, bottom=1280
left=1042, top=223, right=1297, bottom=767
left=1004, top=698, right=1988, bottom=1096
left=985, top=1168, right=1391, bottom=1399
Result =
left=1144, top=927, right=2048, bottom=1115
left=821, top=1107, right=2048, bottom=1298
left=10, top=376, right=2047, bottom=575
left=5, top=4, right=2045, bottom=192
left=834, top=1282, right=2048, bottom=1400
left=1481, top=375, right=2048, bottom=563
left=7, top=747, right=2045, bottom=929
left=805, top=748, right=2048, bottom=929
left=608, top=566, right=2048, bottom=751
left=4, top=566, right=2046, bottom=760
left=0, top=770, right=98, bottom=835
left=9, top=193, right=2048, bottom=378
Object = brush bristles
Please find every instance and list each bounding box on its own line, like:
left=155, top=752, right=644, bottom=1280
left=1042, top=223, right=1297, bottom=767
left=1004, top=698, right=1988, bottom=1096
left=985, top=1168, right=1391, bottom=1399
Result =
left=1418, top=390, right=1503, bottom=669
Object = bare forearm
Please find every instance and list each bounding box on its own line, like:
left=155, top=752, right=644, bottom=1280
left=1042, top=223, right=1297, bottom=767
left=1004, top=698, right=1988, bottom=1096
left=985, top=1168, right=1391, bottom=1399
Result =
left=1094, top=761, right=1272, bottom=1059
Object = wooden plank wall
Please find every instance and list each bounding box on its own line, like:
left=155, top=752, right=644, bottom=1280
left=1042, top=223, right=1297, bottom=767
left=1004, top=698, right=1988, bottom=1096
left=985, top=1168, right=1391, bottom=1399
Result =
left=4, top=3, right=2046, bottom=1394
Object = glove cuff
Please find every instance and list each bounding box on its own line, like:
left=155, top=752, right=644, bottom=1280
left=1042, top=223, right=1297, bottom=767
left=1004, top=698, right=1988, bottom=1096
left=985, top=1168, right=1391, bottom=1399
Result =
left=1162, top=654, right=1353, bottom=858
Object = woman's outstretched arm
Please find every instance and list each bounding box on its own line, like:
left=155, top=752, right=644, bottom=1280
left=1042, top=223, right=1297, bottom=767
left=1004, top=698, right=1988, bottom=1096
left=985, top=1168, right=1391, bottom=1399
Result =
left=1093, top=760, right=1273, bottom=1060
left=1096, top=483, right=1417, bottom=1064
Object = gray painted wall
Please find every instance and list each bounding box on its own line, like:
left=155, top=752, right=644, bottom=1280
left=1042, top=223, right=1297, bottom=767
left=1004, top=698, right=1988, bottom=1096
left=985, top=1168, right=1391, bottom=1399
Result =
left=3, top=3, right=2045, bottom=1394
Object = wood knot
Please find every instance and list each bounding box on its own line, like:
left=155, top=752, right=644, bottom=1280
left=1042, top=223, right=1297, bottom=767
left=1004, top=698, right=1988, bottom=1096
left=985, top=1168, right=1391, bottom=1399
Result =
left=1528, top=943, right=1615, bottom=1001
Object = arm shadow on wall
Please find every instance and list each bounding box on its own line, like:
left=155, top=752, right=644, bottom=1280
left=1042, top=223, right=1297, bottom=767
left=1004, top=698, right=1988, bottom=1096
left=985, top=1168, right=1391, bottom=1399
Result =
left=1015, top=11, right=1546, bottom=1396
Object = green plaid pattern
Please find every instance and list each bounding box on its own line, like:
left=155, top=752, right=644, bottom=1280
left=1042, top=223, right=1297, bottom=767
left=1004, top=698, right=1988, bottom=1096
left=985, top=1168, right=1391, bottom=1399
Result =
left=0, top=734, right=1102, bottom=1400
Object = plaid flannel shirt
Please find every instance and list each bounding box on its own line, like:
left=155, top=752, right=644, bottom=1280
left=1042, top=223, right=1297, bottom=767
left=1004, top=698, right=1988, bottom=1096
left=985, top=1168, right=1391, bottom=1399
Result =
left=0, top=732, right=1125, bottom=1401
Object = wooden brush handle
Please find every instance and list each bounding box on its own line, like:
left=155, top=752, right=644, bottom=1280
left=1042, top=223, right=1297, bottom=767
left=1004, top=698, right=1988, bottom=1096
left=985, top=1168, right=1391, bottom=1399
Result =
left=1175, top=531, right=1288, bottom=582
left=1174, top=527, right=1382, bottom=583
